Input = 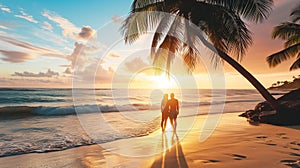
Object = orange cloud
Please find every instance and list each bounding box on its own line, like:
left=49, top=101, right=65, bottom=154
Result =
left=12, top=69, right=59, bottom=78
left=0, top=50, right=34, bottom=63
left=42, top=10, right=96, bottom=41
left=15, top=9, right=38, bottom=23
left=77, top=26, right=95, bottom=40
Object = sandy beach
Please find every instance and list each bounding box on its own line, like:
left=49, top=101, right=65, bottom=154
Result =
left=1, top=112, right=299, bottom=168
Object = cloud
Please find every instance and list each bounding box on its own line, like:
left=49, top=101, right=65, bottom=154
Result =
left=15, top=9, right=38, bottom=23
left=77, top=26, right=95, bottom=40
left=42, top=21, right=53, bottom=31
left=12, top=69, right=59, bottom=78
left=0, top=50, right=34, bottom=63
left=0, top=35, right=64, bottom=57
left=32, top=28, right=69, bottom=48
left=1, top=35, right=53, bottom=52
left=75, top=62, right=114, bottom=83
left=124, top=57, right=148, bottom=72
left=42, top=10, right=96, bottom=41
left=1, top=7, right=10, bottom=13
left=42, top=10, right=79, bottom=39
left=68, top=42, right=87, bottom=68
left=108, top=52, right=121, bottom=58
left=64, top=67, right=72, bottom=74
left=0, top=30, right=6, bottom=35
left=0, top=35, right=67, bottom=63
left=60, top=64, right=71, bottom=67
left=111, top=15, right=123, bottom=23
left=0, top=25, right=9, bottom=30
left=0, top=4, right=11, bottom=13
left=0, top=77, right=66, bottom=87
left=67, top=42, right=99, bottom=69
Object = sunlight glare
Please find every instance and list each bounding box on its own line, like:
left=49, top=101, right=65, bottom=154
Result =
left=150, top=75, right=177, bottom=89
left=165, top=119, right=172, bottom=131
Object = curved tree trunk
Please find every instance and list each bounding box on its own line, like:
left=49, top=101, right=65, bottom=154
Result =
left=196, top=34, right=280, bottom=111
left=217, top=49, right=280, bottom=111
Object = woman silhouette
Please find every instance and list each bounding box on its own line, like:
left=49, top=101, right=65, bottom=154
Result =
left=161, top=94, right=169, bottom=132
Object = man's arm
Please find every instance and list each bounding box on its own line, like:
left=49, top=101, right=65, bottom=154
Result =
left=176, top=100, right=179, bottom=113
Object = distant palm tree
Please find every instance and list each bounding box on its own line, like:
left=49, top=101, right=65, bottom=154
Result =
left=267, top=4, right=300, bottom=70
left=122, top=0, right=280, bottom=110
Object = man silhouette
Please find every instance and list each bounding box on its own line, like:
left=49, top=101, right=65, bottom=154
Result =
left=167, top=93, right=179, bottom=132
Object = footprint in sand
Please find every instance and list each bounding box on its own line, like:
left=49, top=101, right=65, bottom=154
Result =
left=281, top=159, right=300, bottom=167
left=194, top=159, right=220, bottom=164
left=290, top=152, right=300, bottom=157
left=290, top=147, right=299, bottom=151
left=290, top=141, right=298, bottom=145
left=230, top=154, right=247, bottom=160
left=265, top=140, right=277, bottom=146
left=256, top=135, right=268, bottom=139
left=266, top=143, right=277, bottom=146
left=277, top=133, right=286, bottom=136
left=200, top=159, right=220, bottom=163
left=276, top=133, right=289, bottom=139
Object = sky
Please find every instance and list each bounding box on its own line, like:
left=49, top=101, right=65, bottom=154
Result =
left=0, top=0, right=299, bottom=89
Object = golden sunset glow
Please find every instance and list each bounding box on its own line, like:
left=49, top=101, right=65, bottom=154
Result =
left=148, top=74, right=178, bottom=89
left=127, top=67, right=180, bottom=89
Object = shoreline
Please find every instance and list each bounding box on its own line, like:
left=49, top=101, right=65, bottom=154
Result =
left=1, top=112, right=300, bottom=167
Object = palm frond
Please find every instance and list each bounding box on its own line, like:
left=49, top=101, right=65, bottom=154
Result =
left=182, top=19, right=199, bottom=71
left=267, top=43, right=300, bottom=67
left=272, top=22, right=300, bottom=40
left=182, top=46, right=198, bottom=72
left=121, top=2, right=165, bottom=44
left=291, top=3, right=300, bottom=22
left=150, top=15, right=174, bottom=58
left=206, top=0, right=273, bottom=23
left=123, top=0, right=272, bottom=74
left=284, top=35, right=300, bottom=47
left=132, top=0, right=164, bottom=12
left=220, top=7, right=253, bottom=60
left=290, top=53, right=300, bottom=70
left=191, top=2, right=252, bottom=61
left=153, top=16, right=183, bottom=75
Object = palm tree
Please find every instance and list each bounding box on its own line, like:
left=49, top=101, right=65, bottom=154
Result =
left=267, top=4, right=300, bottom=70
left=122, top=0, right=280, bottom=111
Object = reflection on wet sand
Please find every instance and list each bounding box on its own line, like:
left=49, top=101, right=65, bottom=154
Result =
left=151, top=131, right=188, bottom=168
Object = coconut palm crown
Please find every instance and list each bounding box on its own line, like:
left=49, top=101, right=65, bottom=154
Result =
left=122, top=0, right=273, bottom=70
left=267, top=4, right=300, bottom=70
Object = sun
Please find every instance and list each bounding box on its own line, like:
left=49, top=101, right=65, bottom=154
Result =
left=127, top=68, right=179, bottom=89
left=149, top=74, right=178, bottom=89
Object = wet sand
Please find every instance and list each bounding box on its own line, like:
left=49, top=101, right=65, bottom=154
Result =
left=1, top=112, right=300, bottom=168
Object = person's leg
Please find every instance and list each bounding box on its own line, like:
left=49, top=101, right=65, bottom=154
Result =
left=161, top=114, right=164, bottom=130
left=161, top=113, right=167, bottom=131
left=163, top=116, right=168, bottom=131
left=172, top=119, right=176, bottom=131
left=170, top=118, right=174, bottom=131
left=174, top=115, right=178, bottom=132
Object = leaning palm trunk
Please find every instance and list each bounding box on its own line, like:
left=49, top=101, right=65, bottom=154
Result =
left=196, top=33, right=280, bottom=111
left=217, top=50, right=279, bottom=111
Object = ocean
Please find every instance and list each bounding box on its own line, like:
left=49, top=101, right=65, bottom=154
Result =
left=0, top=88, right=286, bottom=157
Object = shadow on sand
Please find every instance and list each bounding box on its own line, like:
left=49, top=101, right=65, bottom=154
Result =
left=151, top=132, right=188, bottom=168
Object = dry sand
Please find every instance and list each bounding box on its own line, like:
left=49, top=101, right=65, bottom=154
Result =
left=0, top=112, right=300, bottom=168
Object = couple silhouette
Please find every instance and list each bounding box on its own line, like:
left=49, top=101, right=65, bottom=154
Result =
left=161, top=93, right=179, bottom=132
